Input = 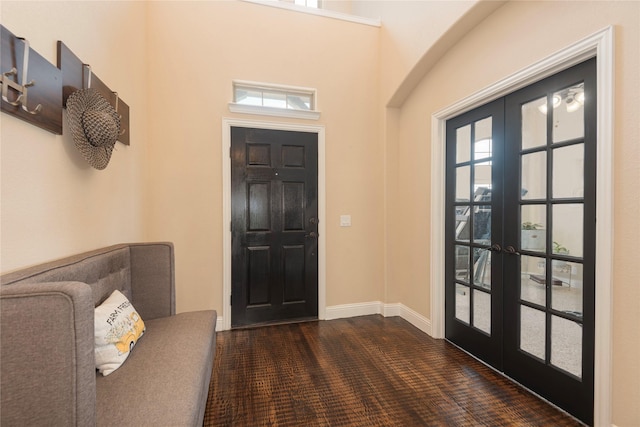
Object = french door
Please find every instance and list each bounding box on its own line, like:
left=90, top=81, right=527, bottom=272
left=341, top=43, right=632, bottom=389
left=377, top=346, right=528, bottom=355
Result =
left=445, top=58, right=595, bottom=425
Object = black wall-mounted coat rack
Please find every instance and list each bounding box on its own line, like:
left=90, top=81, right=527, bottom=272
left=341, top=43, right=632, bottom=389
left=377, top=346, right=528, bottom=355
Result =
left=57, top=42, right=130, bottom=145
left=0, top=25, right=62, bottom=134
left=0, top=24, right=130, bottom=145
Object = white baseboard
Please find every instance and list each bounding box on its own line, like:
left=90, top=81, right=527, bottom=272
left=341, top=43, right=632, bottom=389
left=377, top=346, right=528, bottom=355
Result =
left=382, top=302, right=402, bottom=317
left=397, top=303, right=432, bottom=336
left=216, top=302, right=432, bottom=335
left=324, top=301, right=383, bottom=319
left=325, top=301, right=432, bottom=336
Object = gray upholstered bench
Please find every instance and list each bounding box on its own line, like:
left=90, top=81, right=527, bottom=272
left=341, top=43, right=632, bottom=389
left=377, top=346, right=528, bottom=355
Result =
left=0, top=242, right=217, bottom=426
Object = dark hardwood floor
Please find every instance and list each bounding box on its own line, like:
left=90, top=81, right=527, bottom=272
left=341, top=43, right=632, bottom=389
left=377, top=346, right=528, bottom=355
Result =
left=204, top=315, right=583, bottom=426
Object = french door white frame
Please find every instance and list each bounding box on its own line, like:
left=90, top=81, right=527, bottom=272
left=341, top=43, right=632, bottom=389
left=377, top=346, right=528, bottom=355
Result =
left=221, top=118, right=326, bottom=331
left=430, top=27, right=614, bottom=425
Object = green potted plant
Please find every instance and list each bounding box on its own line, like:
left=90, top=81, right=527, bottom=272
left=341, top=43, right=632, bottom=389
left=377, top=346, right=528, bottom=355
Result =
left=553, top=241, right=570, bottom=255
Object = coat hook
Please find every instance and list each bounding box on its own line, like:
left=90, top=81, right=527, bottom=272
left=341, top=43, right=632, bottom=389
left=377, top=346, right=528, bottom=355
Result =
left=0, top=37, right=42, bottom=115
left=113, top=91, right=126, bottom=136
left=82, top=64, right=92, bottom=89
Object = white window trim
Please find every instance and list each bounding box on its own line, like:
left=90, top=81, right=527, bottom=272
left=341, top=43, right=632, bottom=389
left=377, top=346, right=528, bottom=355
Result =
left=228, top=103, right=321, bottom=120
left=240, top=0, right=381, bottom=27
left=229, top=80, right=321, bottom=120
left=429, top=26, right=614, bottom=426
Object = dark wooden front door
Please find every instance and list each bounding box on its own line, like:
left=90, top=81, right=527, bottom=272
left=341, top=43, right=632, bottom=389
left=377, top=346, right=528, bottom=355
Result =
left=231, top=127, right=319, bottom=328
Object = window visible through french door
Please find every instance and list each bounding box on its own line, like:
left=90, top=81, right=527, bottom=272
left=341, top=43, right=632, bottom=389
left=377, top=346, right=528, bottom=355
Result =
left=445, top=58, right=596, bottom=425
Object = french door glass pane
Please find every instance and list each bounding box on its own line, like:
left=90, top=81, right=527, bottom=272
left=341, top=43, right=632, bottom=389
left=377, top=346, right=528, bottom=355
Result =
left=456, top=166, right=471, bottom=201
left=455, top=206, right=470, bottom=242
left=521, top=96, right=547, bottom=150
left=552, top=204, right=583, bottom=258
left=455, top=284, right=470, bottom=324
left=473, top=289, right=491, bottom=334
left=455, top=245, right=470, bottom=282
left=456, top=125, right=471, bottom=164
left=473, top=247, right=491, bottom=289
left=474, top=117, right=492, bottom=160
left=473, top=206, right=491, bottom=242
left=521, top=255, right=546, bottom=306
left=520, top=305, right=546, bottom=360
left=551, top=260, right=583, bottom=314
left=552, top=83, right=585, bottom=143
left=474, top=161, right=492, bottom=201
left=521, top=151, right=547, bottom=200
left=553, top=143, right=584, bottom=198
left=521, top=205, right=547, bottom=252
left=551, top=315, right=582, bottom=378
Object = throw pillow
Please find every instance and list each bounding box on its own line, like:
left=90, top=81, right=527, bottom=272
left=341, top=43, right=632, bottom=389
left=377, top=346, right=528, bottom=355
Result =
left=94, top=289, right=145, bottom=376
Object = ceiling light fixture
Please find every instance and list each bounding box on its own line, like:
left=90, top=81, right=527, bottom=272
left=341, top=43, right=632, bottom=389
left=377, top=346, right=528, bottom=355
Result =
left=538, top=86, right=585, bottom=114
left=538, top=95, right=562, bottom=114
left=566, top=95, right=581, bottom=112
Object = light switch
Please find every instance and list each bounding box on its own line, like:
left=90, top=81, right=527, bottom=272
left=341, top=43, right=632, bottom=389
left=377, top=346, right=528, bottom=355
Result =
left=340, top=215, right=351, bottom=227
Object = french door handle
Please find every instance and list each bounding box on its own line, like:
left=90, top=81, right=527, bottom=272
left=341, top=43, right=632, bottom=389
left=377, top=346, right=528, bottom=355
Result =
left=504, top=245, right=521, bottom=256
left=487, top=243, right=502, bottom=253
left=305, top=232, right=318, bottom=238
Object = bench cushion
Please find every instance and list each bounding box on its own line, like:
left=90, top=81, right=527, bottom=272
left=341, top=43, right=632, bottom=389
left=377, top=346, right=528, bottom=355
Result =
left=96, top=310, right=217, bottom=426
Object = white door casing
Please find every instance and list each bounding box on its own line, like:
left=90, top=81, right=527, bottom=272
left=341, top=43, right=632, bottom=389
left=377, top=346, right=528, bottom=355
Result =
left=221, top=118, right=326, bottom=331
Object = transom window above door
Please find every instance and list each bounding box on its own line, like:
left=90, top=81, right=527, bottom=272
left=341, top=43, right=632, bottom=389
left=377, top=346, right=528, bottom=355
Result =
left=229, top=80, right=320, bottom=120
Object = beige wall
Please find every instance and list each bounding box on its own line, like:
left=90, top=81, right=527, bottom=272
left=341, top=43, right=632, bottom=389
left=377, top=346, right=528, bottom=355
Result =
left=0, top=1, right=148, bottom=272
left=145, top=1, right=384, bottom=313
left=388, top=1, right=639, bottom=425
left=351, top=0, right=479, bottom=104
